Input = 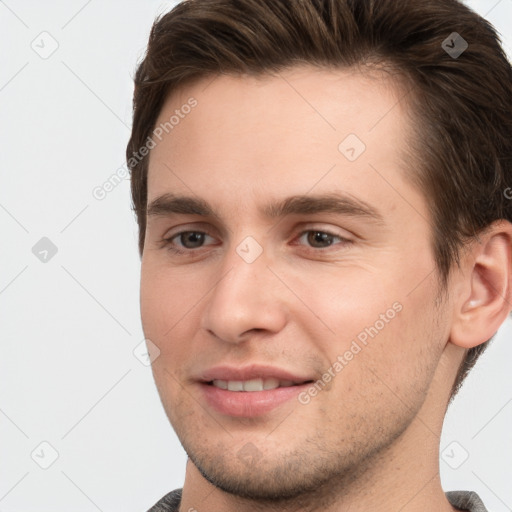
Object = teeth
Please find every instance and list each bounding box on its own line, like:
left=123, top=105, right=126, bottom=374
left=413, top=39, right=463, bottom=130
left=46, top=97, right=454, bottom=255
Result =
left=213, top=379, right=228, bottom=390
left=263, top=377, right=280, bottom=390
left=227, top=380, right=244, bottom=391
left=243, top=378, right=264, bottom=392
left=212, top=377, right=296, bottom=391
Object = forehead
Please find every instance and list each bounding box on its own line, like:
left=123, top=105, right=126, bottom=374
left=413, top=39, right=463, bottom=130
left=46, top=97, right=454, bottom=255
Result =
left=146, top=66, right=418, bottom=219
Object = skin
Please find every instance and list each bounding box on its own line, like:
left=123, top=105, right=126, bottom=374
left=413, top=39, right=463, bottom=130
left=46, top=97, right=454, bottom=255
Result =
left=140, top=66, right=512, bottom=512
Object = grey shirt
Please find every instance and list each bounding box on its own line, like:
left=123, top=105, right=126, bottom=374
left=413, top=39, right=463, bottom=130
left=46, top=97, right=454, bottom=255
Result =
left=147, top=488, right=489, bottom=511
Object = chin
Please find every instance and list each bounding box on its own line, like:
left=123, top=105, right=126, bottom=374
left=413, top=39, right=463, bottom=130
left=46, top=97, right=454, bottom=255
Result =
left=182, top=436, right=361, bottom=506
left=192, top=453, right=320, bottom=501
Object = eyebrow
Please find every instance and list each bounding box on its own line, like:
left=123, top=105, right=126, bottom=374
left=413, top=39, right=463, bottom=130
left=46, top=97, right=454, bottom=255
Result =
left=146, top=192, right=384, bottom=224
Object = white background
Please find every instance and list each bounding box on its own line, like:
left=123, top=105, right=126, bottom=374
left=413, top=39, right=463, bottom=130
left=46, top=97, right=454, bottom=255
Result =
left=1, top=1, right=511, bottom=510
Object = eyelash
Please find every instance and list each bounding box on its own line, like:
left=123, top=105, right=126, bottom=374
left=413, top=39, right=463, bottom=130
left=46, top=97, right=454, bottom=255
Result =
left=159, top=229, right=353, bottom=256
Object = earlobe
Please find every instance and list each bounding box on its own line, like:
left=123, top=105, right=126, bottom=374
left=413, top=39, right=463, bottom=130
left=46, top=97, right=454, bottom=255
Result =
left=450, top=221, right=512, bottom=349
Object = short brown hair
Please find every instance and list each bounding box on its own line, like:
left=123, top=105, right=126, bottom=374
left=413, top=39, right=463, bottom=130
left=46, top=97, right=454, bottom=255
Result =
left=126, top=0, right=512, bottom=400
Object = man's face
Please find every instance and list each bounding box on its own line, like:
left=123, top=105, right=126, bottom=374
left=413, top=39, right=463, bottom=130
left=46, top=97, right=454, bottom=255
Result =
left=141, top=67, right=452, bottom=501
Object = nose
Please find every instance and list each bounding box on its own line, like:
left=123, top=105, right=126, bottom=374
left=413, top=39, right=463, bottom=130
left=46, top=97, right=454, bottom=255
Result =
left=200, top=242, right=288, bottom=344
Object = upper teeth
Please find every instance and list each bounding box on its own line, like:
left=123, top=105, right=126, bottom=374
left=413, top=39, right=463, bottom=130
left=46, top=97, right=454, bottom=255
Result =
left=212, top=378, right=296, bottom=391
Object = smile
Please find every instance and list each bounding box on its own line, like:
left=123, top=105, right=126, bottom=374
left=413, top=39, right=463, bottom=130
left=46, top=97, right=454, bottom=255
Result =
left=209, top=377, right=309, bottom=391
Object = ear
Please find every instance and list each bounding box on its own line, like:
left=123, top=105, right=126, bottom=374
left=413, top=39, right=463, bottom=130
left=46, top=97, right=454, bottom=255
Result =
left=450, top=220, right=512, bottom=349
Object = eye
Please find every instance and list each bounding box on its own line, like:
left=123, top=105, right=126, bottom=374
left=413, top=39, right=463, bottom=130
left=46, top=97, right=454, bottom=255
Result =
left=162, top=231, right=217, bottom=254
left=176, top=231, right=208, bottom=249
left=296, top=230, right=352, bottom=250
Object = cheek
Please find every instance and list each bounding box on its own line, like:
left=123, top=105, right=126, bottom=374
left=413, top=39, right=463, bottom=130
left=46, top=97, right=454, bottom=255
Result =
left=140, top=261, right=202, bottom=358
left=287, top=260, right=442, bottom=378
left=140, top=263, right=204, bottom=412
left=281, top=263, right=401, bottom=342
left=351, top=281, right=446, bottom=404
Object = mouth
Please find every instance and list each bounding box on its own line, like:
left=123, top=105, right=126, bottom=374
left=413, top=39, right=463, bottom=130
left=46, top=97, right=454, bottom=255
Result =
left=196, top=364, right=316, bottom=417
left=205, top=377, right=314, bottom=392
left=199, top=378, right=315, bottom=418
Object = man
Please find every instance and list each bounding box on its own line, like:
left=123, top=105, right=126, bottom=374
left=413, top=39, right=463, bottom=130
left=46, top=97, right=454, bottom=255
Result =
left=126, top=0, right=512, bottom=510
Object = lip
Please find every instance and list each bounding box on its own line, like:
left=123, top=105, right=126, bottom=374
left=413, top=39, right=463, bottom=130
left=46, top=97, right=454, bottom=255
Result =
left=198, top=364, right=314, bottom=384
left=200, top=381, right=313, bottom=417
left=197, top=364, right=315, bottom=418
